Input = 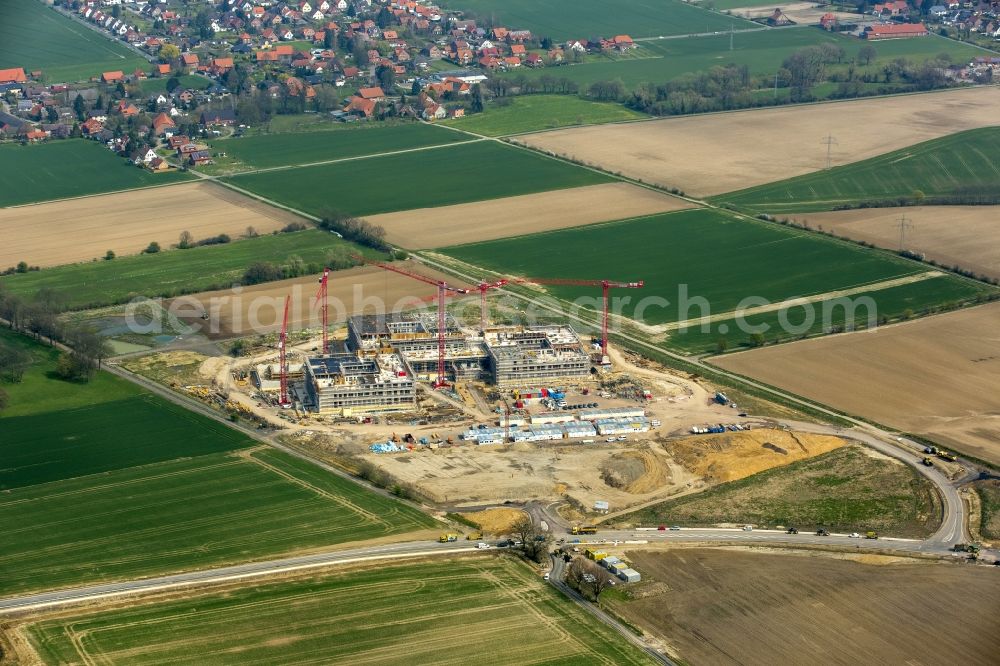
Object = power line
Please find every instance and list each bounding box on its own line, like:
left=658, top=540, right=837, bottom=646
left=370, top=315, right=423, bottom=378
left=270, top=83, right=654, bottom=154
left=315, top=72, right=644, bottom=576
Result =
left=896, top=215, right=912, bottom=251
left=821, top=134, right=838, bottom=170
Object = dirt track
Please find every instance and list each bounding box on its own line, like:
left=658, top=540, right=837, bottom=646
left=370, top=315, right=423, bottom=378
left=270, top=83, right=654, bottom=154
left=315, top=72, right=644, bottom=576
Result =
left=712, top=303, right=1000, bottom=465
left=791, top=206, right=1000, bottom=280
left=518, top=87, right=1000, bottom=197
left=169, top=262, right=471, bottom=339
left=0, top=182, right=303, bottom=268
left=364, top=183, right=692, bottom=249
left=611, top=548, right=1000, bottom=666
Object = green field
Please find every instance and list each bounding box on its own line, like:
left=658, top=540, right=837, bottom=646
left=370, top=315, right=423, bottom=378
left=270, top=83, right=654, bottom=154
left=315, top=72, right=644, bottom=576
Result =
left=667, top=276, right=995, bottom=354
left=27, top=557, right=656, bottom=665
left=0, top=0, right=147, bottom=82
left=439, top=0, right=754, bottom=40
left=0, top=330, right=435, bottom=595
left=617, top=445, right=940, bottom=538
left=208, top=122, right=470, bottom=170
left=713, top=128, right=1000, bottom=213
left=442, top=209, right=935, bottom=326
left=0, top=229, right=378, bottom=309
left=500, top=30, right=978, bottom=88
left=442, top=95, right=647, bottom=136
left=224, top=141, right=611, bottom=216
left=0, top=140, right=193, bottom=207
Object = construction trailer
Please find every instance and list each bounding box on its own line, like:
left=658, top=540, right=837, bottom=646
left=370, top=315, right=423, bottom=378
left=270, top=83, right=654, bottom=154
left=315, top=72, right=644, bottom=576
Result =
left=594, top=416, right=650, bottom=435
left=618, top=568, right=641, bottom=583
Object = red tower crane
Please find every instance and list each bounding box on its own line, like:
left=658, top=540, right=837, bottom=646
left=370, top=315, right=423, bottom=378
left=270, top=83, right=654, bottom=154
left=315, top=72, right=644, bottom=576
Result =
left=513, top=277, right=644, bottom=360
left=356, top=257, right=469, bottom=388
left=477, top=279, right=508, bottom=333
left=278, top=294, right=292, bottom=408
left=314, top=267, right=331, bottom=355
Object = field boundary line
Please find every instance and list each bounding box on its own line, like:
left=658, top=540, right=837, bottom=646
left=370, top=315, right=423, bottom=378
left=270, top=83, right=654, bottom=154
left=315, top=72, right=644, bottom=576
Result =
left=3, top=178, right=194, bottom=210
left=218, top=138, right=485, bottom=177
left=653, top=270, right=945, bottom=333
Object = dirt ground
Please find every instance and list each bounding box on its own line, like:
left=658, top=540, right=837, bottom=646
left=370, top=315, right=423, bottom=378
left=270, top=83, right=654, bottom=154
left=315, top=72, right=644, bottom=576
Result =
left=729, top=2, right=858, bottom=23
left=666, top=429, right=845, bottom=483
left=169, top=261, right=471, bottom=339
left=518, top=87, right=1000, bottom=197
left=365, top=439, right=702, bottom=510
left=459, top=507, right=528, bottom=534
left=0, top=182, right=303, bottom=268
left=364, top=183, right=692, bottom=249
left=790, top=206, right=1000, bottom=280
left=610, top=547, right=1000, bottom=665
left=712, top=303, right=1000, bottom=465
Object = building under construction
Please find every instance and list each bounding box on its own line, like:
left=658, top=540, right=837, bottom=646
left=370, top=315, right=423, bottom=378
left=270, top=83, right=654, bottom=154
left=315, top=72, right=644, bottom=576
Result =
left=347, top=313, right=590, bottom=385
left=301, top=352, right=415, bottom=414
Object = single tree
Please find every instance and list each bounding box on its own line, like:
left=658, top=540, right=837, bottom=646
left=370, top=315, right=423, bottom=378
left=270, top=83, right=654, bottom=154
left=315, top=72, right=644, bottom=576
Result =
left=73, top=93, right=86, bottom=121
left=104, top=249, right=116, bottom=261
left=144, top=241, right=161, bottom=254
left=178, top=231, right=194, bottom=249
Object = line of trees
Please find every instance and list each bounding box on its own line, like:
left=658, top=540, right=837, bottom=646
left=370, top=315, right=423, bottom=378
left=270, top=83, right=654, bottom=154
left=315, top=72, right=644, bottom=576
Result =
left=619, top=48, right=958, bottom=115
left=318, top=211, right=391, bottom=253
left=0, top=285, right=111, bottom=384
left=241, top=246, right=358, bottom=286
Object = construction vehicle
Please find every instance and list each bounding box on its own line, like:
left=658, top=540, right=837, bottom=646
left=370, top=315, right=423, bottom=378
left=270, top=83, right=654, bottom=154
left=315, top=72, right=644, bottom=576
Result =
left=816, top=528, right=830, bottom=536
left=466, top=532, right=483, bottom=541
left=572, top=525, right=598, bottom=535
left=786, top=527, right=798, bottom=534
left=924, top=446, right=938, bottom=455
left=922, top=457, right=934, bottom=466
left=865, top=531, right=878, bottom=539
left=937, top=450, right=957, bottom=462
left=438, top=533, right=459, bottom=543
left=953, top=543, right=981, bottom=554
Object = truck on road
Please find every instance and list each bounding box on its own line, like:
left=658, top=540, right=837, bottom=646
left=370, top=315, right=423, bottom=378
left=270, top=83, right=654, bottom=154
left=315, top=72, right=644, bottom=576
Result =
left=438, top=533, right=459, bottom=542
left=572, top=525, right=598, bottom=535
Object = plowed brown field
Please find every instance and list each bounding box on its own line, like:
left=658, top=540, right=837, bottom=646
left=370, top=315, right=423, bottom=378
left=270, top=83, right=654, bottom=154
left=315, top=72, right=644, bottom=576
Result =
left=170, top=262, right=471, bottom=338
left=519, top=87, right=1000, bottom=197
left=610, top=548, right=1000, bottom=666
left=365, top=183, right=692, bottom=248
left=712, top=303, right=1000, bottom=465
left=789, top=206, right=1000, bottom=280
left=0, top=182, right=303, bottom=268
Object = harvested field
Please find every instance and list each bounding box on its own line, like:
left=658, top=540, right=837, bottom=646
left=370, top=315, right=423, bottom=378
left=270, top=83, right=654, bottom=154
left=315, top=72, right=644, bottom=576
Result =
left=666, top=429, right=845, bottom=483
left=0, top=182, right=302, bottom=268
left=459, top=507, right=528, bottom=535
left=171, top=262, right=470, bottom=339
left=730, top=2, right=857, bottom=23
left=518, top=87, right=1000, bottom=197
left=367, top=183, right=692, bottom=249
left=608, top=548, right=1000, bottom=666
left=713, top=303, right=1000, bottom=465
left=789, top=206, right=1000, bottom=280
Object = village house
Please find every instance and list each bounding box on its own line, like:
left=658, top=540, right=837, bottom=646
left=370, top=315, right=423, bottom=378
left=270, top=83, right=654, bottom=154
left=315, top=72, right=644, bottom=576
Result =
left=102, top=70, right=125, bottom=84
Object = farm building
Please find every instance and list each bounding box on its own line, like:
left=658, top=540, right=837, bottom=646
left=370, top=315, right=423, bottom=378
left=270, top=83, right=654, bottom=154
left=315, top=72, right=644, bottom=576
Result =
left=863, top=23, right=929, bottom=39
left=301, top=352, right=415, bottom=414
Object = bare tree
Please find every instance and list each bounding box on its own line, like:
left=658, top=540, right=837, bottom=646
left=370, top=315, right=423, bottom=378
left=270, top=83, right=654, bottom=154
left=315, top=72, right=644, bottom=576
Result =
left=178, top=230, right=194, bottom=249
left=586, top=562, right=613, bottom=599
left=512, top=515, right=551, bottom=563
